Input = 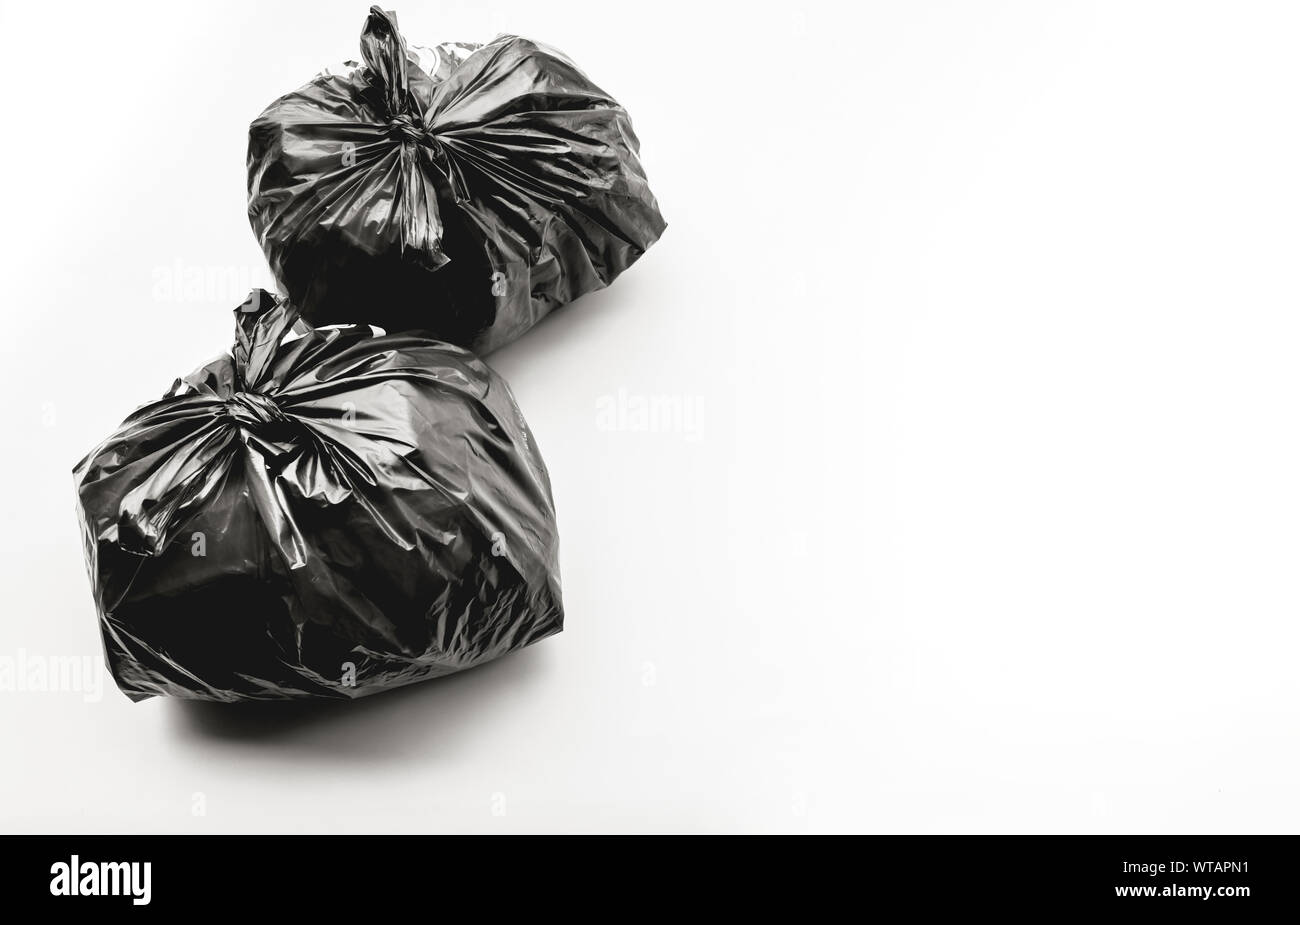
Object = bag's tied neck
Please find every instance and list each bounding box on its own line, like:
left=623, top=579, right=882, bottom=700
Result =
left=226, top=390, right=288, bottom=431
left=387, top=111, right=439, bottom=148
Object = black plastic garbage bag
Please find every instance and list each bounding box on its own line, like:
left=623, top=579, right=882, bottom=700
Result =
left=73, top=290, right=563, bottom=702
left=247, top=6, right=666, bottom=354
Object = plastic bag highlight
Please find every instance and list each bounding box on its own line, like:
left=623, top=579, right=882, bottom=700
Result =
left=73, top=290, right=563, bottom=702
left=247, top=6, right=666, bottom=353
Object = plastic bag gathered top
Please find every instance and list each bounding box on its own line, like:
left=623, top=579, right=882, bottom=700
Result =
left=73, top=291, right=563, bottom=702
left=247, top=6, right=666, bottom=353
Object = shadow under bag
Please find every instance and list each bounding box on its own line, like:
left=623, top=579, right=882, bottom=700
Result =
left=73, top=291, right=563, bottom=702
left=247, top=6, right=666, bottom=353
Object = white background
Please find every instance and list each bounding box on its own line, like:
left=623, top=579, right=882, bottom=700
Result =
left=2, top=0, right=1298, bottom=833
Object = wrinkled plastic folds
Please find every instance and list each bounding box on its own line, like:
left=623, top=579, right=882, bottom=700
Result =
left=73, top=290, right=563, bottom=702
left=248, top=6, right=666, bottom=353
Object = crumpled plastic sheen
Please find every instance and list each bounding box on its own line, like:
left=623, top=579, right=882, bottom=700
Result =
left=73, top=290, right=563, bottom=702
left=247, top=6, right=666, bottom=353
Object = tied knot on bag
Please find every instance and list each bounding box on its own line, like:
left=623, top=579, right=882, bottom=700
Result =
left=387, top=112, right=449, bottom=169
left=226, top=391, right=288, bottom=431
left=388, top=112, right=437, bottom=147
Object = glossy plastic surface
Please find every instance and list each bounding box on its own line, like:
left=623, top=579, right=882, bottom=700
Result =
left=248, top=7, right=666, bottom=353
left=73, top=291, right=563, bottom=702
